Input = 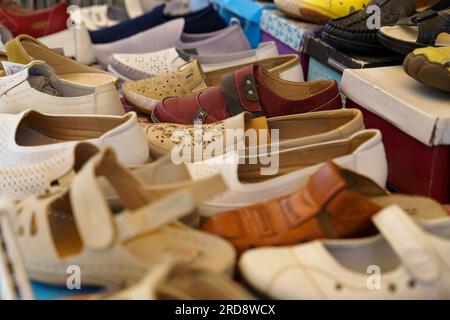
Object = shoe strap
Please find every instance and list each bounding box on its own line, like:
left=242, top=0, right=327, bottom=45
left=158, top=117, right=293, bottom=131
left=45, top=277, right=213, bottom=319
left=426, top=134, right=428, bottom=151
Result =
left=71, top=148, right=227, bottom=247
left=220, top=65, right=262, bottom=118
left=372, top=205, right=441, bottom=282
left=397, top=9, right=450, bottom=45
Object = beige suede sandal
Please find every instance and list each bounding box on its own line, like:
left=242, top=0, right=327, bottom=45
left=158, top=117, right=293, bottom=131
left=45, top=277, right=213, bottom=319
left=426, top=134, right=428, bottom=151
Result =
left=5, top=35, right=118, bottom=87
left=10, top=148, right=235, bottom=288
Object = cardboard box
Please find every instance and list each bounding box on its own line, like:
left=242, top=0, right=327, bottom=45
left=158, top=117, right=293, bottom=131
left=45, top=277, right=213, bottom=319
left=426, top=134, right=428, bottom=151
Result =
left=303, top=35, right=403, bottom=82
left=342, top=66, right=450, bottom=202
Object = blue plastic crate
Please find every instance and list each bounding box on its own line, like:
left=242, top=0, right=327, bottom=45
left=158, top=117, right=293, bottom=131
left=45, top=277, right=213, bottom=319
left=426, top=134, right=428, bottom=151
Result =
left=213, top=0, right=275, bottom=48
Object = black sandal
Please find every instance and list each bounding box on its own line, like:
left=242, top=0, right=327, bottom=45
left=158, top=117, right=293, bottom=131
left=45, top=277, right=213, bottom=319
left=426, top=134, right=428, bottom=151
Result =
left=377, top=9, right=450, bottom=55
left=321, top=0, right=449, bottom=54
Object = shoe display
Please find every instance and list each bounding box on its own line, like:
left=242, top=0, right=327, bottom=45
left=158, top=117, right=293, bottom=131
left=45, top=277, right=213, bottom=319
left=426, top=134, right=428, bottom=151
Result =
left=1, top=0, right=448, bottom=303
left=5, top=35, right=118, bottom=87
left=84, top=256, right=253, bottom=300
left=151, top=64, right=341, bottom=123
left=202, top=161, right=446, bottom=254
left=403, top=46, right=450, bottom=92
left=89, top=4, right=227, bottom=44
left=10, top=147, right=234, bottom=287
left=122, top=55, right=302, bottom=113
left=274, top=0, right=371, bottom=24
left=0, top=110, right=148, bottom=168
left=94, top=21, right=250, bottom=67
left=110, top=41, right=279, bottom=81
left=0, top=61, right=124, bottom=115
left=322, top=0, right=431, bottom=53
left=378, top=9, right=450, bottom=55
left=0, top=2, right=68, bottom=38
left=187, top=129, right=387, bottom=216
left=144, top=109, right=363, bottom=159
left=239, top=204, right=450, bottom=299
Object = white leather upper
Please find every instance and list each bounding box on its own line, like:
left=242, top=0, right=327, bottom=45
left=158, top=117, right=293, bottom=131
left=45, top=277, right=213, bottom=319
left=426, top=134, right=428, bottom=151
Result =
left=0, top=62, right=124, bottom=115
left=239, top=205, right=450, bottom=299
left=186, top=129, right=388, bottom=216
left=0, top=111, right=149, bottom=199
left=110, top=41, right=280, bottom=81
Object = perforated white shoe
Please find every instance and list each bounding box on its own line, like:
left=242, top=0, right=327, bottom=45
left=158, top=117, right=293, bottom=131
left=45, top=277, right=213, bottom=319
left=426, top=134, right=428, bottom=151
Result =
left=0, top=110, right=149, bottom=199
left=0, top=60, right=124, bottom=115
left=109, top=41, right=280, bottom=81
left=239, top=205, right=450, bottom=299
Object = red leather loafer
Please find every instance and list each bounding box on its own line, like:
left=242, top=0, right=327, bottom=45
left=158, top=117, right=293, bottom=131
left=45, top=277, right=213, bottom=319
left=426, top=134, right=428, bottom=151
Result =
left=0, top=1, right=68, bottom=37
left=151, top=64, right=341, bottom=124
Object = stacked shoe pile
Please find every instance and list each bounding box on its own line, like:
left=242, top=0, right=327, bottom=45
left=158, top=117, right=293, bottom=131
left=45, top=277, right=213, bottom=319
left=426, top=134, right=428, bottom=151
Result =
left=273, top=0, right=450, bottom=92
left=0, top=0, right=449, bottom=301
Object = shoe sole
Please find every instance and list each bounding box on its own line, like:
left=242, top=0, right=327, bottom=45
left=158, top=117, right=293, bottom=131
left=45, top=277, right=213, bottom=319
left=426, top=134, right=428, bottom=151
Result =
left=403, top=52, right=450, bottom=92
left=278, top=6, right=332, bottom=24
left=322, top=31, right=386, bottom=54
left=376, top=32, right=427, bottom=55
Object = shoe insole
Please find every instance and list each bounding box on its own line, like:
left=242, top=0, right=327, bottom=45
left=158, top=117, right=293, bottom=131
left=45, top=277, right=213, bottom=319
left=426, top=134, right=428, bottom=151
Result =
left=382, top=26, right=450, bottom=46
left=60, top=73, right=117, bottom=87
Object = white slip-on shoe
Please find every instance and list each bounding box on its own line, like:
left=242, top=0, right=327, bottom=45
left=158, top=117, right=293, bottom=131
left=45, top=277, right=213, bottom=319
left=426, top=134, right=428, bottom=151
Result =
left=0, top=60, right=124, bottom=115
left=109, top=41, right=280, bottom=81
left=239, top=204, right=450, bottom=299
left=98, top=21, right=250, bottom=70
left=133, top=129, right=386, bottom=217
left=93, top=19, right=185, bottom=67
left=186, top=129, right=387, bottom=217
left=9, top=148, right=234, bottom=288
left=38, top=23, right=96, bottom=65
left=0, top=109, right=148, bottom=170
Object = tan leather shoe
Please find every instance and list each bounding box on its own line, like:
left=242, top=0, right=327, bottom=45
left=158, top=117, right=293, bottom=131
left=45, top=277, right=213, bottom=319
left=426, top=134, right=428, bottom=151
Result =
left=122, top=54, right=302, bottom=113
left=202, top=161, right=448, bottom=254
left=5, top=35, right=118, bottom=87
left=144, top=109, right=363, bottom=159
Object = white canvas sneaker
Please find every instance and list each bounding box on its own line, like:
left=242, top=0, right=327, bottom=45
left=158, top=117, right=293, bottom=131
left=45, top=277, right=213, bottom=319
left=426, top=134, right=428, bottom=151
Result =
left=0, top=110, right=149, bottom=200
left=0, top=60, right=124, bottom=116
left=109, top=41, right=280, bottom=81
left=239, top=205, right=450, bottom=299
left=185, top=129, right=387, bottom=217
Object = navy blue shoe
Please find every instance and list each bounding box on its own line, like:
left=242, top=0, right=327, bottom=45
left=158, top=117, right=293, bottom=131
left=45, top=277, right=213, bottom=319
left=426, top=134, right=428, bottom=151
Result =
left=89, top=4, right=227, bottom=44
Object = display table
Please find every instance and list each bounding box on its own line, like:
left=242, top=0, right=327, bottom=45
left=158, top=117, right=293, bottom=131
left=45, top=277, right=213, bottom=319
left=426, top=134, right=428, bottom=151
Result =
left=342, top=66, right=450, bottom=202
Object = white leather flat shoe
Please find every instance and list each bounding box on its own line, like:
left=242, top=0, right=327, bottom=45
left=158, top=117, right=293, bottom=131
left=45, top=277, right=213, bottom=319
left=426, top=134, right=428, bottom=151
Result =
left=0, top=110, right=149, bottom=198
left=10, top=148, right=234, bottom=288
left=109, top=41, right=280, bottom=81
left=239, top=204, right=450, bottom=299
left=186, top=129, right=387, bottom=216
left=0, top=60, right=124, bottom=115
